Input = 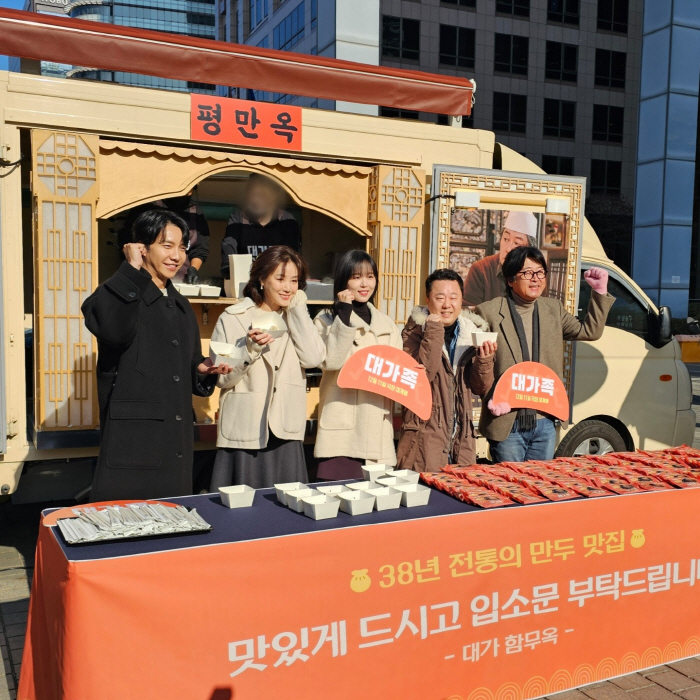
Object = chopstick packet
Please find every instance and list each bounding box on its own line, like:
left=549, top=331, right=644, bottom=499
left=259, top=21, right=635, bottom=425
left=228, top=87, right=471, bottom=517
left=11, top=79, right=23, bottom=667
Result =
left=595, top=477, right=645, bottom=494
left=486, top=482, right=548, bottom=504
left=551, top=478, right=611, bottom=497
left=535, top=484, right=579, bottom=501
left=620, top=474, right=674, bottom=491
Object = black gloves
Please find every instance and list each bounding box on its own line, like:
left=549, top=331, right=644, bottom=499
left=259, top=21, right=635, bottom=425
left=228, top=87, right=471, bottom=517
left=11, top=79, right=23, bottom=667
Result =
left=185, top=266, right=200, bottom=284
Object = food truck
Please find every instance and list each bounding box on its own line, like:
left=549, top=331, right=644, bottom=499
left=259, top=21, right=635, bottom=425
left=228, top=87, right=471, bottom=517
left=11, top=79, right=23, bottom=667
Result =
left=0, top=8, right=694, bottom=497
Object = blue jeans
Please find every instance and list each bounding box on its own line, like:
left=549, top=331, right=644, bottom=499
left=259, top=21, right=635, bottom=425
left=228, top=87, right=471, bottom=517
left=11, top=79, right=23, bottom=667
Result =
left=489, top=417, right=557, bottom=463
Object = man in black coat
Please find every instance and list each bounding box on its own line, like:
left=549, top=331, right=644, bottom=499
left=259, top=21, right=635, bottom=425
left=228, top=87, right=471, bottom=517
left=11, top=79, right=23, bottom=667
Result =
left=82, top=210, right=231, bottom=501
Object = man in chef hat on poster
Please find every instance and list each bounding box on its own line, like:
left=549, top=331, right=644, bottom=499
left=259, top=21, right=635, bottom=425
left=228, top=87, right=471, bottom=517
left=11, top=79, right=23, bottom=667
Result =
left=463, top=210, right=538, bottom=307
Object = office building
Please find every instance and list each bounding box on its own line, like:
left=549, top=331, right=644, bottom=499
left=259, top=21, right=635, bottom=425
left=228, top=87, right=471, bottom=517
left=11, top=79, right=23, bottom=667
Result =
left=632, top=1, right=700, bottom=316
left=218, top=0, right=380, bottom=113
left=221, top=0, right=642, bottom=272
left=63, top=0, right=217, bottom=93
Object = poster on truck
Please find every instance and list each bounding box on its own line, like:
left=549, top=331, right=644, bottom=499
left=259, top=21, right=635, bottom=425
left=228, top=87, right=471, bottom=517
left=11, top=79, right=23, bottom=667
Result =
left=429, top=167, right=587, bottom=419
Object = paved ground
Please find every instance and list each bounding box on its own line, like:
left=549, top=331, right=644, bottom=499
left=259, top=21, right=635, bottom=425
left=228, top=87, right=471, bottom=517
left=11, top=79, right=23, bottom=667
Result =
left=3, top=367, right=700, bottom=699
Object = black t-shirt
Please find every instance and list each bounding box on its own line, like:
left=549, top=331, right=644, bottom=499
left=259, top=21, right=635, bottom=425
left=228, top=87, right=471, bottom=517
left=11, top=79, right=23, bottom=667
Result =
left=221, top=212, right=300, bottom=278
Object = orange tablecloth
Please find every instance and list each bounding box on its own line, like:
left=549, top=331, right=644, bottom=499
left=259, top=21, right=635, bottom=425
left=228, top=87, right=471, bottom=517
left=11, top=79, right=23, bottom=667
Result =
left=18, top=487, right=700, bottom=700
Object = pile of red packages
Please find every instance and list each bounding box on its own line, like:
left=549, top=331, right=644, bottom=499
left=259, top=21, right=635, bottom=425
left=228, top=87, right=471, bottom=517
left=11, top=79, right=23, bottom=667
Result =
left=419, top=445, right=700, bottom=509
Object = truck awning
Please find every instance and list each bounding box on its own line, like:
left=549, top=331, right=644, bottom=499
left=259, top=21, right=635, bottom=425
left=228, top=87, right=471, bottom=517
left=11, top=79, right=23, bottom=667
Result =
left=0, top=8, right=474, bottom=116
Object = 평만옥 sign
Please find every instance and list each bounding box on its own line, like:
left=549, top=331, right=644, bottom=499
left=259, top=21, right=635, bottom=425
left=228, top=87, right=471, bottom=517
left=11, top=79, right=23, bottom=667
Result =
left=337, top=345, right=432, bottom=419
left=492, top=361, right=570, bottom=421
left=190, top=95, right=302, bottom=151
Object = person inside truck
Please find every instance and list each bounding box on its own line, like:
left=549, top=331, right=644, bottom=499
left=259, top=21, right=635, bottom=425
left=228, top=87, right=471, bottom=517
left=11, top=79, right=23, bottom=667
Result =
left=120, top=187, right=210, bottom=284
left=396, top=268, right=497, bottom=473
left=220, top=174, right=301, bottom=279
left=209, top=246, right=325, bottom=489
left=462, top=210, right=538, bottom=307
left=82, top=209, right=231, bottom=501
left=476, top=246, right=614, bottom=463
left=313, top=250, right=403, bottom=480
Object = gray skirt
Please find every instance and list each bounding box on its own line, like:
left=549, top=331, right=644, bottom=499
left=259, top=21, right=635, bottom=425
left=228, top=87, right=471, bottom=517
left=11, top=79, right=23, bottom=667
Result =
left=210, top=432, right=309, bottom=490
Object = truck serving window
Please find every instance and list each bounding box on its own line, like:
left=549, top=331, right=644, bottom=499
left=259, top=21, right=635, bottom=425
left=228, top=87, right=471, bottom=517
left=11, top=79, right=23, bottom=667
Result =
left=577, top=267, right=649, bottom=341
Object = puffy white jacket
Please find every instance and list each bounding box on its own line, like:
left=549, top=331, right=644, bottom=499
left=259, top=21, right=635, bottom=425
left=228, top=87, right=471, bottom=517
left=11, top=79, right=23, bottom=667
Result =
left=213, top=291, right=325, bottom=449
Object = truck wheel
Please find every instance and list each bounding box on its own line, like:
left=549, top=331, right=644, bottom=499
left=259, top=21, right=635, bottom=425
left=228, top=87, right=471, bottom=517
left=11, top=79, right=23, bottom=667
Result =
left=555, top=420, right=627, bottom=458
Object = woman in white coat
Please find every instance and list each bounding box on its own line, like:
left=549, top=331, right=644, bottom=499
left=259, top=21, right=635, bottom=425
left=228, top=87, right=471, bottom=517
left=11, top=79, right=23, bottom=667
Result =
left=210, top=246, right=325, bottom=489
left=314, top=251, right=402, bottom=480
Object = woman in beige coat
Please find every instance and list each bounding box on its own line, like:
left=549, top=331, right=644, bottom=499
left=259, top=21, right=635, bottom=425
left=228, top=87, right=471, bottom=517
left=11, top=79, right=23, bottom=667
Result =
left=210, top=246, right=325, bottom=489
left=314, top=251, right=402, bottom=479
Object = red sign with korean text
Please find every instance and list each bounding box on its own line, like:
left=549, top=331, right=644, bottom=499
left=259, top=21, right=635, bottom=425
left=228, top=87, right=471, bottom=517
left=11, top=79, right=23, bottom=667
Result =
left=337, top=345, right=432, bottom=420
left=493, top=361, right=570, bottom=421
left=190, top=95, right=302, bottom=151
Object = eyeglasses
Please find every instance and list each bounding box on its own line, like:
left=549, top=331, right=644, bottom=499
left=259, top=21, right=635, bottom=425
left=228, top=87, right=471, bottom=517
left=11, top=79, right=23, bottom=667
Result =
left=516, top=269, right=547, bottom=280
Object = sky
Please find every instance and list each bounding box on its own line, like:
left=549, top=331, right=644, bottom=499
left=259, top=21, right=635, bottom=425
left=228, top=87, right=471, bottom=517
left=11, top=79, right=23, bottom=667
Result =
left=0, top=0, right=27, bottom=71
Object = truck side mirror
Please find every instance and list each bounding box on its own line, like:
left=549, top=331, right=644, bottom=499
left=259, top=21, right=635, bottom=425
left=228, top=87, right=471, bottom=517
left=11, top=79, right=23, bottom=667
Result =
left=651, top=305, right=673, bottom=347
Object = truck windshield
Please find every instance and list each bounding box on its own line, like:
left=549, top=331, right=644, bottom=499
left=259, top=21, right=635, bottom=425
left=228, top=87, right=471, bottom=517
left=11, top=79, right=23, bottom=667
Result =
left=577, top=267, right=649, bottom=342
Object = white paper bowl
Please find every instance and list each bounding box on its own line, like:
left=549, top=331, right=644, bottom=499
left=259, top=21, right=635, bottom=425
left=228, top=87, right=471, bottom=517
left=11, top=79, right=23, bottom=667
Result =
left=346, top=481, right=374, bottom=491
left=218, top=484, right=255, bottom=508
left=252, top=311, right=288, bottom=338
left=471, top=331, right=498, bottom=347
left=286, top=488, right=318, bottom=513
left=174, top=283, right=200, bottom=297
left=337, top=491, right=375, bottom=516
left=361, top=464, right=393, bottom=483
left=390, top=469, right=420, bottom=484
left=274, top=481, right=307, bottom=505
left=375, top=475, right=410, bottom=488
left=316, top=484, right=349, bottom=496
left=394, top=483, right=432, bottom=507
left=199, top=284, right=222, bottom=298
left=209, top=340, right=241, bottom=367
left=366, top=486, right=402, bottom=511
left=302, top=494, right=341, bottom=520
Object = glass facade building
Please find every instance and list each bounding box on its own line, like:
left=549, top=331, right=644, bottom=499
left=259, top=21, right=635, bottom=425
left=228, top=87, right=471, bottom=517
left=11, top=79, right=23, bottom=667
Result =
left=65, top=0, right=217, bottom=94
left=632, top=0, right=700, bottom=316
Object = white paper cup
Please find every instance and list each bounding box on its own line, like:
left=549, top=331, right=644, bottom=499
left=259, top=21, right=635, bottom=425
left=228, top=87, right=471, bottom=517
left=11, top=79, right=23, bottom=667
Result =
left=286, top=488, right=318, bottom=513
left=302, top=494, right=341, bottom=520
left=366, top=486, right=402, bottom=511
left=390, top=469, right=420, bottom=484
left=218, top=484, right=255, bottom=508
left=337, top=491, right=375, bottom=516
left=346, top=481, right=374, bottom=491
left=375, top=475, right=410, bottom=488
left=394, top=483, right=432, bottom=507
left=471, top=331, right=498, bottom=347
left=361, top=464, right=393, bottom=483
left=316, top=484, right=349, bottom=496
left=274, top=481, right=307, bottom=506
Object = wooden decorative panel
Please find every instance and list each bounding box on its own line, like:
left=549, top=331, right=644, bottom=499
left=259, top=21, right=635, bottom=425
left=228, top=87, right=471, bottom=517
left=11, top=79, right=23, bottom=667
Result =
left=368, top=166, right=426, bottom=325
left=432, top=168, right=584, bottom=392
left=32, top=130, right=100, bottom=431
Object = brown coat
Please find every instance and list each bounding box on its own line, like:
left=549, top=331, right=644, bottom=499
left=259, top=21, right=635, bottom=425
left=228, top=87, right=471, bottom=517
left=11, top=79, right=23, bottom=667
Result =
left=397, top=307, right=495, bottom=472
left=463, top=254, right=505, bottom=307
left=476, top=291, right=615, bottom=442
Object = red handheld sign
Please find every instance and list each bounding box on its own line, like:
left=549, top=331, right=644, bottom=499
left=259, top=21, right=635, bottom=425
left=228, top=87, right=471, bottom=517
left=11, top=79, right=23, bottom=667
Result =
left=492, top=360, right=570, bottom=421
left=337, top=345, right=432, bottom=420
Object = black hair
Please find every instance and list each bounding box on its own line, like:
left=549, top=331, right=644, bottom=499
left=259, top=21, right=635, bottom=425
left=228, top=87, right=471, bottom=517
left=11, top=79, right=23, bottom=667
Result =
left=243, top=245, right=308, bottom=306
left=332, top=250, right=379, bottom=317
left=425, top=268, right=463, bottom=296
left=131, top=209, right=190, bottom=248
left=502, top=246, right=548, bottom=285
